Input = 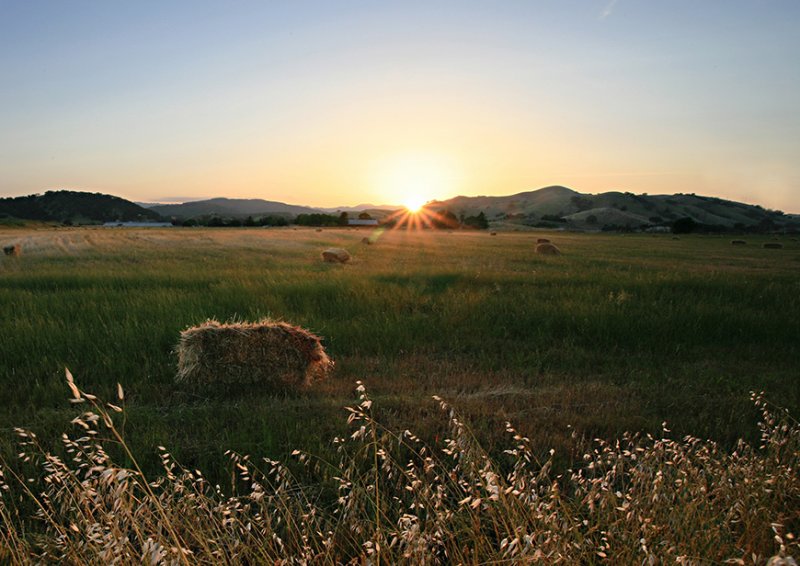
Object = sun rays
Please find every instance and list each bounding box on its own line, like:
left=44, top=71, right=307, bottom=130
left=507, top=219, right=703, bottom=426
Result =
left=383, top=204, right=459, bottom=231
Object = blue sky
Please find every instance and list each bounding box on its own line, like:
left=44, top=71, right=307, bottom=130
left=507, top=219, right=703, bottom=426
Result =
left=1, top=1, right=798, bottom=210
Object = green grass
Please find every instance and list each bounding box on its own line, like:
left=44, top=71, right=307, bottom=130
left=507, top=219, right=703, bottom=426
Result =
left=0, top=227, right=798, bottom=480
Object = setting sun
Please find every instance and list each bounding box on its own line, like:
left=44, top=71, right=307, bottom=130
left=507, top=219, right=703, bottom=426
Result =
left=372, top=152, right=459, bottom=209
left=404, top=195, right=426, bottom=213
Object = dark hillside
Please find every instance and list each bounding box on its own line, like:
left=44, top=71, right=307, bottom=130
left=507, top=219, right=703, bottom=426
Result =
left=0, top=191, right=163, bottom=224
left=150, top=197, right=321, bottom=219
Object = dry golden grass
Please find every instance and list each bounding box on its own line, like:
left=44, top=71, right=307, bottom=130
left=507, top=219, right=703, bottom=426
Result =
left=0, top=377, right=797, bottom=564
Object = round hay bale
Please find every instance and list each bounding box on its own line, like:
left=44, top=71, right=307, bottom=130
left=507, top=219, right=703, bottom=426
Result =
left=322, top=248, right=351, bottom=263
left=763, top=242, right=783, bottom=249
left=361, top=237, right=372, bottom=245
left=537, top=238, right=550, bottom=244
left=535, top=242, right=561, bottom=255
left=3, top=244, right=21, bottom=257
left=176, top=319, right=333, bottom=388
left=490, top=232, right=497, bottom=236
left=731, top=240, right=747, bottom=245
left=315, top=228, right=323, bottom=232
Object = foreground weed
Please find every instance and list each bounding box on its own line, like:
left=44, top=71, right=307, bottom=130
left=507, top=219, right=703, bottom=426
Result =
left=0, top=373, right=797, bottom=564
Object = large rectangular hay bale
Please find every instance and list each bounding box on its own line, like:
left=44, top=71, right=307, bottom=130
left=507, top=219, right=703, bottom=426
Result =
left=176, top=319, right=333, bottom=387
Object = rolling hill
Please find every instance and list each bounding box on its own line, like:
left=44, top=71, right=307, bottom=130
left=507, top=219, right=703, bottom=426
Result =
left=1, top=187, right=795, bottom=231
left=146, top=198, right=403, bottom=220
left=426, top=186, right=796, bottom=230
left=0, top=191, right=163, bottom=224
left=147, top=198, right=322, bottom=219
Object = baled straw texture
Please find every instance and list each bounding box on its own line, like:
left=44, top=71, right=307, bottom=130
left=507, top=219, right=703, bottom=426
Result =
left=176, top=319, right=332, bottom=387
left=535, top=242, right=561, bottom=255
left=322, top=248, right=350, bottom=263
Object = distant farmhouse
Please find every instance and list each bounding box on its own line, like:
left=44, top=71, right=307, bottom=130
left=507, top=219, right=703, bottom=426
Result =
left=347, top=219, right=379, bottom=226
left=103, top=221, right=173, bottom=228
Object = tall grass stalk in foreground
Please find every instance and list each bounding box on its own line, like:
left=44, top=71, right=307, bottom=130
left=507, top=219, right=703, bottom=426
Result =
left=0, top=373, right=798, bottom=565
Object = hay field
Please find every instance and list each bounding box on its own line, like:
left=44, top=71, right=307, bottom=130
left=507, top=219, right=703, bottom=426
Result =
left=0, top=226, right=798, bottom=479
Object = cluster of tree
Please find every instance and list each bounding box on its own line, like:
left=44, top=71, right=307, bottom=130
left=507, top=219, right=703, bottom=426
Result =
left=179, top=215, right=289, bottom=227
left=294, top=213, right=343, bottom=227
left=462, top=211, right=489, bottom=229
left=523, top=213, right=568, bottom=229
left=671, top=216, right=799, bottom=234
left=431, top=210, right=489, bottom=229
left=431, top=210, right=459, bottom=229
left=591, top=216, right=800, bottom=234
left=379, top=208, right=490, bottom=230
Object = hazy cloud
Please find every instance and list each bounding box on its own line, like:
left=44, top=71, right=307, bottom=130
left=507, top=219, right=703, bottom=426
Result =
left=600, top=0, right=619, bottom=20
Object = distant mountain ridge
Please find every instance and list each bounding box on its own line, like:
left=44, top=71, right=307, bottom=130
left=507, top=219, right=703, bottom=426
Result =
left=318, top=203, right=404, bottom=214
left=0, top=191, right=162, bottom=224
left=148, top=197, right=320, bottom=219
left=148, top=198, right=403, bottom=221
left=0, top=188, right=795, bottom=230
left=426, top=185, right=795, bottom=230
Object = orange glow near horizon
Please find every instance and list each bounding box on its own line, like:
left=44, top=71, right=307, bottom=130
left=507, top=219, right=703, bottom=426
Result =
left=403, top=195, right=426, bottom=213
left=371, top=152, right=460, bottom=211
left=382, top=203, right=459, bottom=232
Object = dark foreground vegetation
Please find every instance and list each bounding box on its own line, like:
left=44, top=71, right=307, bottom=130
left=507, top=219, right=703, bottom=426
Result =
left=1, top=380, right=797, bottom=563
left=0, top=227, right=798, bottom=562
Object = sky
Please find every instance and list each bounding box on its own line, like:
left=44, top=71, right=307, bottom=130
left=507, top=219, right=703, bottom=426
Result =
left=1, top=1, right=798, bottom=211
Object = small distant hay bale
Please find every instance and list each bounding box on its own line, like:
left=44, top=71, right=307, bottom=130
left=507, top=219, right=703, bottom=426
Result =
left=763, top=242, right=783, bottom=249
left=315, top=228, right=323, bottom=232
left=176, top=319, right=333, bottom=388
left=537, top=238, right=550, bottom=244
left=361, top=237, right=372, bottom=245
left=3, top=244, right=21, bottom=257
left=731, top=240, right=747, bottom=245
left=535, top=242, right=561, bottom=255
left=322, top=248, right=350, bottom=263
left=490, top=232, right=497, bottom=236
